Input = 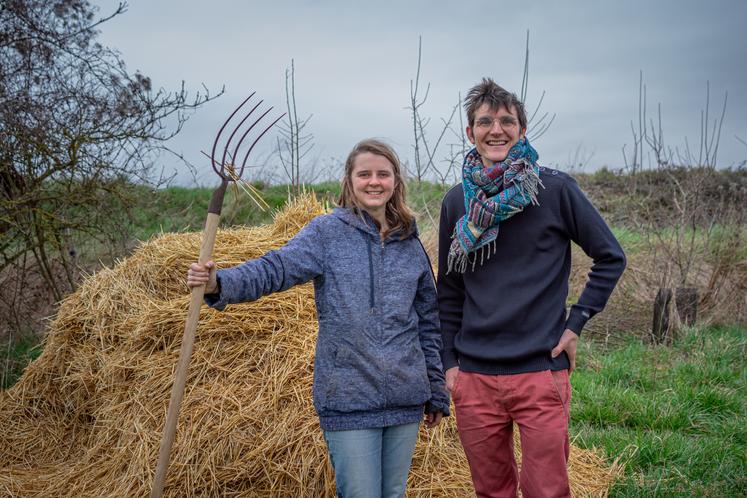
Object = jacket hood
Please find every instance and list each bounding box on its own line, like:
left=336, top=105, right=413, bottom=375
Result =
left=331, top=207, right=418, bottom=240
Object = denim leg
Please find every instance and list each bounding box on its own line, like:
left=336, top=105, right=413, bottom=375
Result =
left=380, top=422, right=420, bottom=498
left=324, top=427, right=383, bottom=498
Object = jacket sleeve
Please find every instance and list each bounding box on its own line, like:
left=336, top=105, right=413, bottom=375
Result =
left=561, top=179, right=626, bottom=334
left=436, top=192, right=465, bottom=371
left=205, top=217, right=325, bottom=311
left=414, top=259, right=451, bottom=416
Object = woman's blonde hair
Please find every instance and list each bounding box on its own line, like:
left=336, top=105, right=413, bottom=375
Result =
left=338, top=139, right=415, bottom=238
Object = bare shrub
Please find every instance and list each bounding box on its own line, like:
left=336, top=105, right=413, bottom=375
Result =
left=619, top=75, right=746, bottom=341
left=0, top=2, right=219, bottom=343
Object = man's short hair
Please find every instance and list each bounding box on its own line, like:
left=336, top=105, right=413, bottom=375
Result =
left=464, top=77, right=527, bottom=130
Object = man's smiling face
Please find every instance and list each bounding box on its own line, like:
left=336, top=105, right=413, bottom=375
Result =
left=466, top=103, right=526, bottom=167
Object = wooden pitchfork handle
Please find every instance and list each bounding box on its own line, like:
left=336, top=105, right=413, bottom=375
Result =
left=151, top=182, right=227, bottom=498
left=150, top=91, right=283, bottom=497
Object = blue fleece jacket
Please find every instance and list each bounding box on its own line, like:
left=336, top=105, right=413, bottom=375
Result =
left=205, top=207, right=450, bottom=431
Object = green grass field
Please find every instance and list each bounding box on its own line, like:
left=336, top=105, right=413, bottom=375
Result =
left=572, top=325, right=747, bottom=497
left=125, top=180, right=452, bottom=243
left=129, top=182, right=347, bottom=242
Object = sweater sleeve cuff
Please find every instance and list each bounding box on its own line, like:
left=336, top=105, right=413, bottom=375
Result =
left=440, top=349, right=459, bottom=371
left=425, top=398, right=451, bottom=417
left=203, top=273, right=227, bottom=311
left=564, top=307, right=589, bottom=336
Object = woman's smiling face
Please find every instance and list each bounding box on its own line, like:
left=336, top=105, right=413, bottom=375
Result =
left=350, top=152, right=396, bottom=216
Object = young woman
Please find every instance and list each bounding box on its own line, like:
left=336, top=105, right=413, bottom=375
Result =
left=187, top=139, right=449, bottom=498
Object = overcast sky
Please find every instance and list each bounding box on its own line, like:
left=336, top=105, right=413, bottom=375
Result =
left=95, top=0, right=747, bottom=186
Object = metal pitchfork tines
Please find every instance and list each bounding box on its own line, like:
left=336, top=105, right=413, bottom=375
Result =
left=151, top=94, right=284, bottom=498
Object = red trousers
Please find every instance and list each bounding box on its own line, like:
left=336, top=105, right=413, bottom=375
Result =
left=453, top=369, right=572, bottom=498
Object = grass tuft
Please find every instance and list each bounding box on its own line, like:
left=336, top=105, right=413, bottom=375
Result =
left=572, top=325, right=747, bottom=496
left=1, top=334, right=43, bottom=389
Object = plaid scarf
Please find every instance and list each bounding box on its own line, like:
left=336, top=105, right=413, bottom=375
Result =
left=447, top=137, right=543, bottom=273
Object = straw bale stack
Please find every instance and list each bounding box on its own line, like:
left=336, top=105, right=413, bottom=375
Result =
left=0, top=194, right=620, bottom=497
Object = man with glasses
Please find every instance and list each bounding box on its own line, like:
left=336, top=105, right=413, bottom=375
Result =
left=437, top=78, right=626, bottom=497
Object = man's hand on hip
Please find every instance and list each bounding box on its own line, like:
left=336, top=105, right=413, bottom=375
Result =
left=551, top=329, right=579, bottom=373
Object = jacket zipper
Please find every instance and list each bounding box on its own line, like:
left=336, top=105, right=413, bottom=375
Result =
left=365, top=235, right=375, bottom=312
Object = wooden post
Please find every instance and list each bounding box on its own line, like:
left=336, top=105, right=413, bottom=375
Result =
left=675, top=287, right=698, bottom=327
left=652, top=288, right=672, bottom=344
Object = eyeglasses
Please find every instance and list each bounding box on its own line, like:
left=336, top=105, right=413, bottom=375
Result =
left=474, top=116, right=519, bottom=130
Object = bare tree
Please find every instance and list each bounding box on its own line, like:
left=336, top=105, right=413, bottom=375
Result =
left=621, top=70, right=653, bottom=196
left=564, top=143, right=596, bottom=173
left=521, top=31, right=555, bottom=142
left=0, top=1, right=220, bottom=313
left=276, top=59, right=315, bottom=193
left=436, top=93, right=469, bottom=186
left=405, top=37, right=461, bottom=184
left=406, top=36, right=431, bottom=182
left=417, top=98, right=459, bottom=184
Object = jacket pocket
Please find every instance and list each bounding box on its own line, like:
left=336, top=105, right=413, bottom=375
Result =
left=321, top=346, right=384, bottom=413
left=384, top=343, right=431, bottom=408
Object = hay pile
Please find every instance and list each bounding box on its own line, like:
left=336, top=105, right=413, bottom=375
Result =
left=0, top=195, right=619, bottom=497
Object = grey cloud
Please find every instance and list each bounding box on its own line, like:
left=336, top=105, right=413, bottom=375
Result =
left=95, top=0, right=747, bottom=184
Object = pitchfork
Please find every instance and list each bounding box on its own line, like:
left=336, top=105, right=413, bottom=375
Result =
left=151, top=94, right=284, bottom=498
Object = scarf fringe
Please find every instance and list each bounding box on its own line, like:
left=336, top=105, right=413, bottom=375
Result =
left=447, top=239, right=498, bottom=274
left=510, top=158, right=544, bottom=206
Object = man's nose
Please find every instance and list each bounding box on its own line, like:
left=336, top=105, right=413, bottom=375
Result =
left=489, top=119, right=504, bottom=133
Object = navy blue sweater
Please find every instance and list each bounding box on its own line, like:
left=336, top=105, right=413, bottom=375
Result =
left=437, top=167, right=626, bottom=375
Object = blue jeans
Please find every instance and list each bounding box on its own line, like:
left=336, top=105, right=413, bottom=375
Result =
left=323, top=422, right=420, bottom=498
